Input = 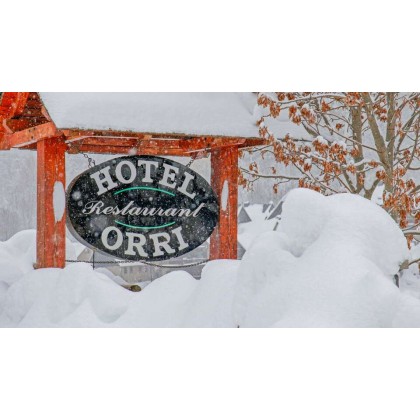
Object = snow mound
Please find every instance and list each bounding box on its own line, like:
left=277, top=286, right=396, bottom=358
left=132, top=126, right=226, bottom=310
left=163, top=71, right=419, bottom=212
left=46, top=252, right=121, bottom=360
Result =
left=1, top=263, right=132, bottom=327
left=0, top=230, right=76, bottom=287
left=238, top=218, right=277, bottom=250
left=234, top=189, right=416, bottom=327
left=113, top=260, right=240, bottom=327
left=0, top=230, right=241, bottom=327
left=1, top=191, right=420, bottom=327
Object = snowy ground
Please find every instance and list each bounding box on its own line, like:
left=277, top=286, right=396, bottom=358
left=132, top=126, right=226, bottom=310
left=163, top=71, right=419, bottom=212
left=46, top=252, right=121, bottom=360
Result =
left=1, top=188, right=420, bottom=327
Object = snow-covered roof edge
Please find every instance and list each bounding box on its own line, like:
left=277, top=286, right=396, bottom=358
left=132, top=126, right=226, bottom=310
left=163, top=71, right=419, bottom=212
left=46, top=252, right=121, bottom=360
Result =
left=40, top=93, right=262, bottom=138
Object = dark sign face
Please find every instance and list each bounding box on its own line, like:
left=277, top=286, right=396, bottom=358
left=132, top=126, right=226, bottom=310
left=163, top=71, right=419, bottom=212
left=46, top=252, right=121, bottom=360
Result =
left=66, top=156, right=219, bottom=261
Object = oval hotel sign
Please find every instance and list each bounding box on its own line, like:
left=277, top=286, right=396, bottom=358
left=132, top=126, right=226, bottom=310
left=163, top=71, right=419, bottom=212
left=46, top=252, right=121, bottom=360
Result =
left=66, top=156, right=219, bottom=261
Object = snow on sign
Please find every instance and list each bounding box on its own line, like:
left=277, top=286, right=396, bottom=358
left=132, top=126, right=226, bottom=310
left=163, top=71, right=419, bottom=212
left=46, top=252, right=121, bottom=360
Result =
left=66, top=156, right=219, bottom=261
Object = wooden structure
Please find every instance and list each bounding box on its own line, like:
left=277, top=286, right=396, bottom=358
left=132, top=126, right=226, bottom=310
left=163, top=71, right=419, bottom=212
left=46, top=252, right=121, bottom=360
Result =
left=0, top=92, right=265, bottom=268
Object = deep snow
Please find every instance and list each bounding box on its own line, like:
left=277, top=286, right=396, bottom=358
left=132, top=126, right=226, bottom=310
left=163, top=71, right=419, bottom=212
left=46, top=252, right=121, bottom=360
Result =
left=40, top=93, right=260, bottom=138
left=1, top=188, right=420, bottom=327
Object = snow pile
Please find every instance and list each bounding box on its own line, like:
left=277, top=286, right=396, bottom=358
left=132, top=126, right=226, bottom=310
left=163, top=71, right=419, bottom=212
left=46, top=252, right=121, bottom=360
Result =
left=0, top=230, right=76, bottom=287
left=2, top=190, right=420, bottom=327
left=1, top=263, right=132, bottom=327
left=238, top=218, right=277, bottom=250
left=0, top=230, right=76, bottom=318
left=0, top=230, right=239, bottom=327
left=244, top=204, right=266, bottom=222
left=234, top=189, right=419, bottom=327
left=400, top=265, right=420, bottom=296
left=113, top=260, right=239, bottom=327
left=0, top=258, right=239, bottom=327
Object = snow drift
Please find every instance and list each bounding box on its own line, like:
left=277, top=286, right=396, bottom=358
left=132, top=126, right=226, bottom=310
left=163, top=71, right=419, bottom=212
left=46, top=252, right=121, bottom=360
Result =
left=1, top=189, right=420, bottom=327
left=234, top=189, right=417, bottom=327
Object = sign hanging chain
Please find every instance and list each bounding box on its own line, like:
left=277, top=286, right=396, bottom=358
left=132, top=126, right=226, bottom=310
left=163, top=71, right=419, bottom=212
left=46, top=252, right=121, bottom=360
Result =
left=186, top=144, right=211, bottom=168
left=81, top=151, right=96, bottom=169
left=186, top=154, right=197, bottom=168
left=69, top=140, right=96, bottom=169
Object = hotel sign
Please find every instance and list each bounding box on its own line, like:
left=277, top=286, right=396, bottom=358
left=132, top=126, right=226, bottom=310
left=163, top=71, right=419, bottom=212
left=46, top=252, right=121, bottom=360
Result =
left=66, top=156, right=219, bottom=261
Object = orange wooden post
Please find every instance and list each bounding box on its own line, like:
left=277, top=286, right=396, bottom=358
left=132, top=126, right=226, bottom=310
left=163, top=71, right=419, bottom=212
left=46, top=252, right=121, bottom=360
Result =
left=209, top=146, right=239, bottom=260
left=36, top=137, right=67, bottom=268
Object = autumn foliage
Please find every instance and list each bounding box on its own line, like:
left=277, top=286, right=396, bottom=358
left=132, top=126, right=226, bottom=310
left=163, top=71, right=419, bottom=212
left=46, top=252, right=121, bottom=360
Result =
left=244, top=92, right=420, bottom=238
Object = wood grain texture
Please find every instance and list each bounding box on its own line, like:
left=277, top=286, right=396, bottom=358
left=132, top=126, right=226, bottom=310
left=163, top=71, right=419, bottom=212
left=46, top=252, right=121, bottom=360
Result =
left=209, top=146, right=239, bottom=260
left=36, top=137, right=66, bottom=268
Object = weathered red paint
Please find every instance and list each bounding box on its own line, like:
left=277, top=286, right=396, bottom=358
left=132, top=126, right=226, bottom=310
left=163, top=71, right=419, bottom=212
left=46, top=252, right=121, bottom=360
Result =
left=7, top=122, right=59, bottom=148
left=209, top=146, right=239, bottom=260
left=36, top=137, right=66, bottom=268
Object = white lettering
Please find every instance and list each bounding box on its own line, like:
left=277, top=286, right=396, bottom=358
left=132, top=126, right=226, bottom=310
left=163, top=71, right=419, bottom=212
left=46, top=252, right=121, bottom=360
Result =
left=128, top=207, right=142, bottom=216
left=101, top=226, right=123, bottom=250
left=171, top=226, right=188, bottom=251
left=90, top=167, right=118, bottom=195
left=82, top=201, right=204, bottom=218
left=138, top=160, right=159, bottom=183
left=158, top=163, right=179, bottom=189
left=143, top=208, right=157, bottom=216
left=149, top=232, right=175, bottom=257
left=125, top=233, right=148, bottom=257
left=103, top=206, right=115, bottom=215
left=177, top=172, right=196, bottom=199
left=192, top=203, right=205, bottom=217
left=82, top=201, right=104, bottom=215
left=115, top=160, right=137, bottom=184
left=177, top=209, right=192, bottom=217
left=114, top=201, right=135, bottom=215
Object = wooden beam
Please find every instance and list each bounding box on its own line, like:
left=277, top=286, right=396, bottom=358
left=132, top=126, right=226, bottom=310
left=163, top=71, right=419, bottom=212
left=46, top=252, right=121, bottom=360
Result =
left=63, top=129, right=151, bottom=143
left=61, top=128, right=263, bottom=143
left=36, top=137, right=67, bottom=269
left=7, top=122, right=59, bottom=148
left=17, top=138, right=267, bottom=155
left=4, top=122, right=266, bottom=152
left=66, top=136, right=246, bottom=148
left=65, top=136, right=250, bottom=156
left=240, top=138, right=270, bottom=148
left=67, top=137, right=185, bottom=148
left=0, top=92, right=29, bottom=117
left=209, top=146, right=239, bottom=260
left=11, top=143, right=37, bottom=151
left=0, top=125, right=11, bottom=149
left=0, top=92, right=31, bottom=149
left=5, top=117, right=50, bottom=132
left=67, top=143, right=191, bottom=156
